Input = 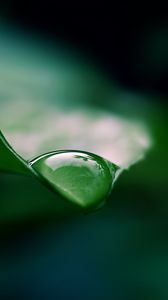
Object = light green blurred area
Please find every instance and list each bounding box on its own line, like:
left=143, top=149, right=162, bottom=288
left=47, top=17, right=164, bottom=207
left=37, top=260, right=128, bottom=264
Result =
left=0, top=25, right=168, bottom=299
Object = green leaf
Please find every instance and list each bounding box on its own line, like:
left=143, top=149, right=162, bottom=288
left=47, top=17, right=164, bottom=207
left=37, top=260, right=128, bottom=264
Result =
left=0, top=26, right=152, bottom=213
left=0, top=99, right=151, bottom=211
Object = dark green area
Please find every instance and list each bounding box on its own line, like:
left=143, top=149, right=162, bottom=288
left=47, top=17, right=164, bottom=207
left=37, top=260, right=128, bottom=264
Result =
left=0, top=25, right=168, bottom=299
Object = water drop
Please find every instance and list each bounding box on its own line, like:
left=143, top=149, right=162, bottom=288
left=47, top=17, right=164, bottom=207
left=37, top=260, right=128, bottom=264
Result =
left=29, top=150, right=118, bottom=209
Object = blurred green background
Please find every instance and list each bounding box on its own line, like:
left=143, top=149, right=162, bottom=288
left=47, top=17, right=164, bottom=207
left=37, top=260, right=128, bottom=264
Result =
left=0, top=7, right=168, bottom=300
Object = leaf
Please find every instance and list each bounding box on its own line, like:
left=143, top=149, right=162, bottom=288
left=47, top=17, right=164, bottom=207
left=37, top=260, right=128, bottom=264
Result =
left=0, top=26, right=152, bottom=215
left=0, top=99, right=151, bottom=213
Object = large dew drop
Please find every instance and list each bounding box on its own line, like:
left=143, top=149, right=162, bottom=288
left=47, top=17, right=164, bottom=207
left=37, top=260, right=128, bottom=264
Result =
left=29, top=150, right=118, bottom=209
